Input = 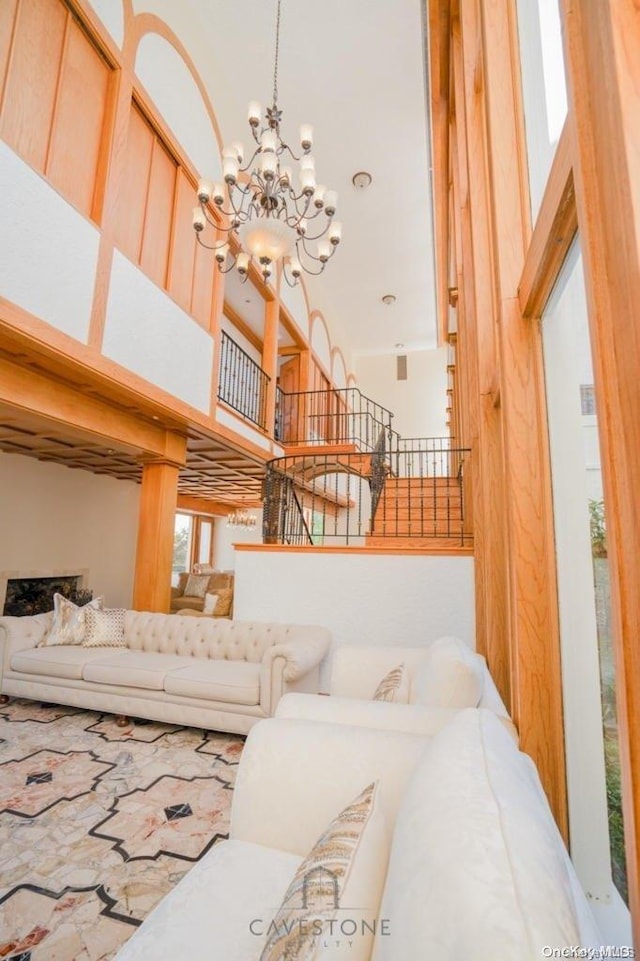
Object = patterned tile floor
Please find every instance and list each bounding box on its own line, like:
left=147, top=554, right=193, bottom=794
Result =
left=0, top=699, right=244, bottom=961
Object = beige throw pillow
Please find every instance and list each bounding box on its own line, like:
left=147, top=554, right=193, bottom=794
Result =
left=372, top=663, right=410, bottom=703
left=260, top=781, right=388, bottom=961
left=40, top=594, right=104, bottom=647
left=82, top=608, right=127, bottom=648
left=203, top=592, right=219, bottom=615
left=184, top=574, right=210, bottom=598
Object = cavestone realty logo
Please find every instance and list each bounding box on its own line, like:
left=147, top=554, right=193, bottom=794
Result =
left=248, top=865, right=391, bottom=952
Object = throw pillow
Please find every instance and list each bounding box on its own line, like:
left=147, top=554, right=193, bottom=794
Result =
left=212, top=587, right=233, bottom=617
left=40, top=593, right=104, bottom=647
left=372, top=663, right=410, bottom=703
left=203, top=592, right=219, bottom=615
left=82, top=608, right=127, bottom=648
left=413, top=636, right=484, bottom=709
left=184, top=573, right=210, bottom=598
left=260, top=781, right=388, bottom=961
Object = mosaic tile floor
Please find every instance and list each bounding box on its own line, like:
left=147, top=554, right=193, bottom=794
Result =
left=0, top=699, right=244, bottom=961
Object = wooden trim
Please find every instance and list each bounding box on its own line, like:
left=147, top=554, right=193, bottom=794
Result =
left=176, top=495, right=253, bottom=516
left=223, top=301, right=263, bottom=354
left=233, top=543, right=474, bottom=556
left=278, top=302, right=308, bottom=350
left=479, top=0, right=567, bottom=836
left=518, top=121, right=578, bottom=318
left=262, top=297, right=279, bottom=439
left=560, top=0, right=640, bottom=935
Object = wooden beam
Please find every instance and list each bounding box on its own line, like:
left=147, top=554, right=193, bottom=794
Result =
left=428, top=0, right=452, bottom=345
left=176, top=494, right=259, bottom=515
left=560, top=0, right=640, bottom=936
left=0, top=356, right=186, bottom=463
left=518, top=121, right=578, bottom=318
left=479, top=0, right=567, bottom=835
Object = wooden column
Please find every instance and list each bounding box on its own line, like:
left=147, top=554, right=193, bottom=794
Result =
left=560, top=0, right=640, bottom=935
left=133, top=433, right=186, bottom=613
left=475, top=0, right=567, bottom=834
left=261, top=295, right=279, bottom=437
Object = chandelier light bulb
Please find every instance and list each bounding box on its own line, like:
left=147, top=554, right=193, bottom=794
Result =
left=248, top=101, right=262, bottom=126
left=197, top=179, right=212, bottom=203
left=193, top=0, right=342, bottom=286
left=192, top=207, right=206, bottom=231
left=300, top=124, right=313, bottom=150
left=324, top=190, right=337, bottom=216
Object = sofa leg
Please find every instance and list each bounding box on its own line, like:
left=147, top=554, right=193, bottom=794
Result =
left=115, top=714, right=129, bottom=728
left=0, top=694, right=9, bottom=705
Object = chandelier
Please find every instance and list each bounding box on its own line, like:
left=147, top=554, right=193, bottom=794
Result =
left=226, top=509, right=258, bottom=530
left=192, top=0, right=341, bottom=286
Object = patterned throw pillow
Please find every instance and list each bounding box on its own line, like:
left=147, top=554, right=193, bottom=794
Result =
left=184, top=574, right=210, bottom=598
left=40, top=594, right=104, bottom=647
left=212, top=587, right=233, bottom=617
left=82, top=608, right=127, bottom=648
left=260, top=781, right=386, bottom=961
left=372, top=663, right=409, bottom=703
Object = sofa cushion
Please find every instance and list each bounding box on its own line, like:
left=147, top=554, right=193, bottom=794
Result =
left=261, top=780, right=388, bottom=961
left=10, top=646, right=128, bottom=681
left=113, top=839, right=303, bottom=961
left=165, top=660, right=261, bottom=706
left=83, top=608, right=127, bottom=648
left=412, top=635, right=484, bottom=708
left=170, top=595, right=205, bottom=613
left=83, top=652, right=195, bottom=690
left=372, top=710, right=582, bottom=961
left=184, top=574, right=210, bottom=598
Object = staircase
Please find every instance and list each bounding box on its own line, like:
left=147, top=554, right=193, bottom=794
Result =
left=266, top=388, right=472, bottom=550
left=367, top=476, right=467, bottom=549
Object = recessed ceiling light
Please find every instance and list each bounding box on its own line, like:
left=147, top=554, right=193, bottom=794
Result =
left=352, top=171, right=373, bottom=189
left=394, top=343, right=404, bottom=349
left=245, top=298, right=251, bottom=304
left=152, top=415, right=160, bottom=421
left=382, top=294, right=396, bottom=306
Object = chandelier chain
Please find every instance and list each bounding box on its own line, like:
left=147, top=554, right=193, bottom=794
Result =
left=272, top=0, right=282, bottom=109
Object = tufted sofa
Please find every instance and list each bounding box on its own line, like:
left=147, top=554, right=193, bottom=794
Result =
left=0, top=612, right=331, bottom=735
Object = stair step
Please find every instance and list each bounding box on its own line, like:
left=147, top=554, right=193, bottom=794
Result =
left=376, top=497, right=462, bottom=511
left=371, top=524, right=464, bottom=536
left=384, top=477, right=460, bottom=489
left=373, top=508, right=463, bottom=521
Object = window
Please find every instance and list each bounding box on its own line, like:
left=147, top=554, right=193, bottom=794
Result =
left=171, top=512, right=215, bottom=585
left=0, top=0, right=112, bottom=221
left=516, top=0, right=568, bottom=218
left=542, top=239, right=627, bottom=908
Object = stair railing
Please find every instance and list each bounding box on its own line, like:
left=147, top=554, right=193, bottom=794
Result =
left=275, top=387, right=394, bottom=451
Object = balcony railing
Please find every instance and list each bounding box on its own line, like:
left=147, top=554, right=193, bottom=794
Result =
left=274, top=387, right=393, bottom=451
left=218, top=330, right=270, bottom=430
left=262, top=440, right=471, bottom=546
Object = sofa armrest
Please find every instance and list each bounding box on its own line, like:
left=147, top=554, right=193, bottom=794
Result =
left=259, top=628, right=330, bottom=716
left=230, top=717, right=426, bottom=857
left=263, top=630, right=331, bottom=683
left=0, top=613, right=53, bottom=682
left=170, top=586, right=182, bottom=599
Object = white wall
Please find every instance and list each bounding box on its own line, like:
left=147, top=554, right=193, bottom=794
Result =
left=234, top=549, right=475, bottom=688
left=0, top=453, right=140, bottom=608
left=0, top=142, right=100, bottom=343
left=213, top=510, right=264, bottom=571
left=103, top=251, right=214, bottom=412
left=353, top=348, right=448, bottom=438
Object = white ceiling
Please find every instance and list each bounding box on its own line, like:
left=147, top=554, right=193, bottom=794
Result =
left=134, top=0, right=438, bottom=358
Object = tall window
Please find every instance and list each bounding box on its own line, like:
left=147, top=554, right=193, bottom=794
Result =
left=516, top=0, right=568, bottom=218
left=171, top=513, right=215, bottom=585
left=542, top=239, right=627, bottom=907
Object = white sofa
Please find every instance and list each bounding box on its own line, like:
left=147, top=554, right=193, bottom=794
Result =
left=0, top=612, right=330, bottom=735
left=277, top=640, right=513, bottom=737
left=113, top=709, right=603, bottom=960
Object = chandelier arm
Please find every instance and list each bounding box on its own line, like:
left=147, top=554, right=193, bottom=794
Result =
left=195, top=232, right=232, bottom=252
left=298, top=235, right=335, bottom=263
left=279, top=141, right=303, bottom=164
